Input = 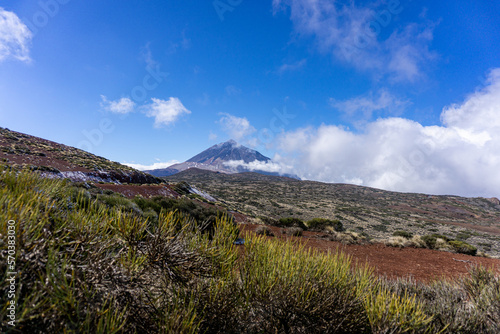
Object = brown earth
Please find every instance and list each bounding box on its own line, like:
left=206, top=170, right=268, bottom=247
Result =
left=240, top=224, right=500, bottom=283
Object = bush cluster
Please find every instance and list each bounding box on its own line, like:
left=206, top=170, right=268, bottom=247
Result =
left=277, top=217, right=308, bottom=230
left=421, top=234, right=477, bottom=256
left=307, top=218, right=344, bottom=232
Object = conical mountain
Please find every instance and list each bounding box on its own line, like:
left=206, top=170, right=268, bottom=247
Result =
left=146, top=140, right=271, bottom=177
left=187, top=140, right=270, bottom=164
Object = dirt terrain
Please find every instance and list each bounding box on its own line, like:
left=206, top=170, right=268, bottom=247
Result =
left=240, top=224, right=500, bottom=283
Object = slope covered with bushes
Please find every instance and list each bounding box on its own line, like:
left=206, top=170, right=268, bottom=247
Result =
left=1, top=167, right=500, bottom=333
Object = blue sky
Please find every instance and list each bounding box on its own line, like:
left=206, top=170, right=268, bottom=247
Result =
left=1, top=0, right=500, bottom=197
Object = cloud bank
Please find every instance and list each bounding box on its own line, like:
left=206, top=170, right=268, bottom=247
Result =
left=275, top=69, right=500, bottom=197
left=330, top=89, right=410, bottom=125
left=0, top=8, right=32, bottom=63
left=223, top=159, right=284, bottom=174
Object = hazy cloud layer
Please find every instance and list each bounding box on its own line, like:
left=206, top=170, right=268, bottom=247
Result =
left=224, top=159, right=284, bottom=173
left=144, top=97, right=191, bottom=127
left=330, top=89, right=410, bottom=125
left=273, top=0, right=436, bottom=81
left=276, top=59, right=307, bottom=74
left=0, top=8, right=32, bottom=63
left=123, top=160, right=179, bottom=171
left=275, top=69, right=500, bottom=197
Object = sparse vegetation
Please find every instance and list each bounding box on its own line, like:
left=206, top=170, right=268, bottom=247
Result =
left=2, top=166, right=500, bottom=333
left=393, top=230, right=413, bottom=239
left=165, top=169, right=500, bottom=257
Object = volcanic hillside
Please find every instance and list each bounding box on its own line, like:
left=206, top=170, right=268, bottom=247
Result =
left=166, top=168, right=500, bottom=257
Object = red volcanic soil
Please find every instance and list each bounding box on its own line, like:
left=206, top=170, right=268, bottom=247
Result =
left=240, top=224, right=500, bottom=283
left=95, top=183, right=180, bottom=199
left=3, top=150, right=92, bottom=172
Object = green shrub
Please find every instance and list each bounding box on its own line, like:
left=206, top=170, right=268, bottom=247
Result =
left=278, top=217, right=307, bottom=230
left=240, top=236, right=372, bottom=333
left=421, top=235, right=437, bottom=249
left=449, top=240, right=477, bottom=256
left=0, top=167, right=240, bottom=332
left=373, top=224, right=388, bottom=232
left=393, top=230, right=413, bottom=239
left=365, top=288, right=433, bottom=333
left=307, top=218, right=344, bottom=232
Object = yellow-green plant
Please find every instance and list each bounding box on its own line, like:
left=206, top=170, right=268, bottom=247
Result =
left=239, top=235, right=372, bottom=333
left=365, top=287, right=434, bottom=334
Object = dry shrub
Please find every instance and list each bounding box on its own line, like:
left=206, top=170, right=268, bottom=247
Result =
left=433, top=239, right=451, bottom=253
left=255, top=225, right=274, bottom=236
left=329, top=231, right=367, bottom=245
left=411, top=235, right=427, bottom=248
left=287, top=227, right=303, bottom=236
left=385, top=236, right=408, bottom=248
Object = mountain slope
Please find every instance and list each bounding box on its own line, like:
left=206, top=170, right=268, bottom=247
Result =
left=0, top=127, right=162, bottom=184
left=166, top=168, right=500, bottom=257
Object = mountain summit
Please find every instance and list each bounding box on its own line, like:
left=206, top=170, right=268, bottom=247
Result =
left=187, top=140, right=270, bottom=165
left=146, top=140, right=274, bottom=177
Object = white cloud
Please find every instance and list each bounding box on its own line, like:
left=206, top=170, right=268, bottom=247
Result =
left=0, top=8, right=32, bottom=63
left=274, top=68, right=500, bottom=197
left=218, top=113, right=256, bottom=140
left=100, top=96, right=136, bottom=114
left=330, top=89, right=410, bottom=124
left=143, top=97, right=191, bottom=127
left=123, top=160, right=179, bottom=171
left=273, top=0, right=436, bottom=82
left=277, top=59, right=307, bottom=74
left=441, top=68, right=500, bottom=135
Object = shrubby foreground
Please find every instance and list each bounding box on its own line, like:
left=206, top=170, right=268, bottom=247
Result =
left=1, top=168, right=500, bottom=333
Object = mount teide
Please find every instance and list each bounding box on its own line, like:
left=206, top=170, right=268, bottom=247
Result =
left=145, top=140, right=292, bottom=177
